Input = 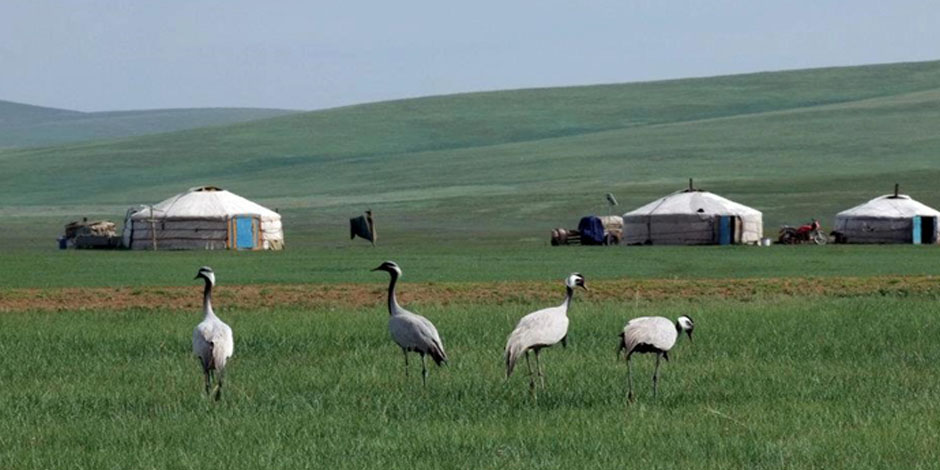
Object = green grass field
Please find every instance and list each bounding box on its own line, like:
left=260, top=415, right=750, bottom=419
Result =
left=3, top=60, right=940, bottom=468
left=1, top=296, right=937, bottom=469
left=1, top=244, right=940, bottom=289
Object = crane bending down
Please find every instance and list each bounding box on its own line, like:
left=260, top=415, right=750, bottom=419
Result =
left=618, top=315, right=694, bottom=401
left=372, top=261, right=447, bottom=385
left=505, top=273, right=586, bottom=389
left=192, top=266, right=234, bottom=400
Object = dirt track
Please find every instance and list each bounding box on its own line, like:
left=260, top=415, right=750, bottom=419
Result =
left=1, top=276, right=937, bottom=313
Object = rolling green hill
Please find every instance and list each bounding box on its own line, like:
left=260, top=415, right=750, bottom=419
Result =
left=0, top=99, right=300, bottom=148
left=2, top=60, right=939, bottom=248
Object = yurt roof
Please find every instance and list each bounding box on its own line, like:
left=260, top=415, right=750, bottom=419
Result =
left=836, top=194, right=940, bottom=219
left=624, top=190, right=761, bottom=217
left=130, top=186, right=280, bottom=220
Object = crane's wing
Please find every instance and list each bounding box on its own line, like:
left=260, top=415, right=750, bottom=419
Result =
left=504, top=306, right=568, bottom=377
left=213, top=322, right=235, bottom=367
left=192, top=326, right=213, bottom=371
left=622, top=316, right=675, bottom=355
left=414, top=315, right=447, bottom=364
left=389, top=313, right=447, bottom=365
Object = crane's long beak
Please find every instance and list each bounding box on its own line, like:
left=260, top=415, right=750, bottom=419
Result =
left=370, top=266, right=383, bottom=272
left=579, top=284, right=588, bottom=291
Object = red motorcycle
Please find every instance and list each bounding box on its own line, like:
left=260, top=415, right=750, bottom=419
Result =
left=778, top=219, right=828, bottom=245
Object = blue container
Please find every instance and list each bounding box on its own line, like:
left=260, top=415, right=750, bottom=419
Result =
left=57, top=237, right=67, bottom=249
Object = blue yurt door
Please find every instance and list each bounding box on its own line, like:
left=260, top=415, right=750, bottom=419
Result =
left=718, top=216, right=732, bottom=245
left=913, top=216, right=922, bottom=245
left=235, top=216, right=256, bottom=250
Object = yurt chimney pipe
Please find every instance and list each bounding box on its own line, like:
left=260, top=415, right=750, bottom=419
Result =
left=689, top=178, right=694, bottom=191
left=894, top=183, right=899, bottom=198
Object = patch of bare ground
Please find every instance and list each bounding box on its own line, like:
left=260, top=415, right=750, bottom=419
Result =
left=1, top=276, right=937, bottom=313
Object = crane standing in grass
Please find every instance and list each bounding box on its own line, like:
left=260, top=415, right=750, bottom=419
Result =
left=372, top=261, right=448, bottom=385
left=505, top=273, right=587, bottom=390
left=192, top=266, right=234, bottom=401
left=619, top=315, right=694, bottom=401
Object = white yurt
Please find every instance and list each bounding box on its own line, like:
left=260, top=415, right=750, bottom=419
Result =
left=123, top=186, right=284, bottom=250
left=833, top=190, right=939, bottom=244
left=623, top=187, right=763, bottom=245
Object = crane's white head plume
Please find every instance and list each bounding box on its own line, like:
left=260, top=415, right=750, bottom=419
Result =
left=677, top=315, right=694, bottom=341
left=194, top=266, right=215, bottom=287
left=565, top=273, right=587, bottom=290
left=371, top=260, right=402, bottom=277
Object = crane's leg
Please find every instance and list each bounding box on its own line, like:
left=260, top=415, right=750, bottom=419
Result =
left=402, top=348, right=410, bottom=377
left=204, top=370, right=212, bottom=396
left=421, top=353, right=428, bottom=386
left=534, top=349, right=545, bottom=388
left=627, top=354, right=635, bottom=402
left=200, top=357, right=212, bottom=396
left=214, top=369, right=224, bottom=401
left=652, top=353, right=662, bottom=399
left=525, top=351, right=535, bottom=391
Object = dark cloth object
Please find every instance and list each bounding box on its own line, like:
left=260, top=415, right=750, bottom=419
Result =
left=578, top=216, right=605, bottom=245
left=350, top=214, right=375, bottom=244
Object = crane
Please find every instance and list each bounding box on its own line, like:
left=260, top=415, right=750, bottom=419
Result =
left=192, top=266, right=234, bottom=400
left=372, top=261, right=447, bottom=385
left=619, top=315, right=694, bottom=400
left=505, top=273, right=586, bottom=390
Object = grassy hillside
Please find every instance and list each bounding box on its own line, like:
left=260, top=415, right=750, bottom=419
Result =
left=0, top=99, right=300, bottom=148
left=2, top=60, right=939, bottom=247
left=0, top=100, right=85, bottom=125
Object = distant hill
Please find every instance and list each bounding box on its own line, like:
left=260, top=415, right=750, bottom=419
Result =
left=2, top=60, right=939, bottom=243
left=0, top=100, right=300, bottom=148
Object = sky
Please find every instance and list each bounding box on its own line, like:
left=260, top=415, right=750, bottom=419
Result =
left=2, top=0, right=938, bottom=112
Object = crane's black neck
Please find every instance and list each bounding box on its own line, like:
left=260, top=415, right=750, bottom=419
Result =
left=386, top=270, right=400, bottom=315
left=564, top=285, right=574, bottom=309
left=202, top=279, right=215, bottom=318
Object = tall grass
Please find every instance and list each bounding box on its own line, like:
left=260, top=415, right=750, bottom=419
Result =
left=1, top=244, right=939, bottom=288
left=0, top=296, right=937, bottom=468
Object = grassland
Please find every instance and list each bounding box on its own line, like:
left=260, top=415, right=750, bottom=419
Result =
left=3, top=61, right=940, bottom=468
left=2, top=60, right=940, bottom=244
left=0, top=99, right=299, bottom=148
left=1, top=244, right=940, bottom=289
left=1, top=295, right=938, bottom=469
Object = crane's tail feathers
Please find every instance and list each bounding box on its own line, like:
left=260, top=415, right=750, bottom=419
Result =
left=505, top=342, right=524, bottom=378
left=429, top=341, right=447, bottom=366
left=430, top=350, right=447, bottom=366
left=210, top=341, right=229, bottom=377
left=505, top=351, right=514, bottom=378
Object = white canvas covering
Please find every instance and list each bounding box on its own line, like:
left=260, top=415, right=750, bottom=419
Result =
left=833, top=194, right=940, bottom=244
left=124, top=186, right=284, bottom=250
left=623, top=190, right=763, bottom=245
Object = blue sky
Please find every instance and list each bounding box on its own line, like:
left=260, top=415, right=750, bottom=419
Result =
left=2, top=0, right=938, bottom=111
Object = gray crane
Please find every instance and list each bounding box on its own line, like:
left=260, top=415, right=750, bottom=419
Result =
left=372, top=261, right=447, bottom=385
left=192, top=266, right=234, bottom=400
left=618, top=315, right=694, bottom=401
left=505, top=273, right=586, bottom=389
